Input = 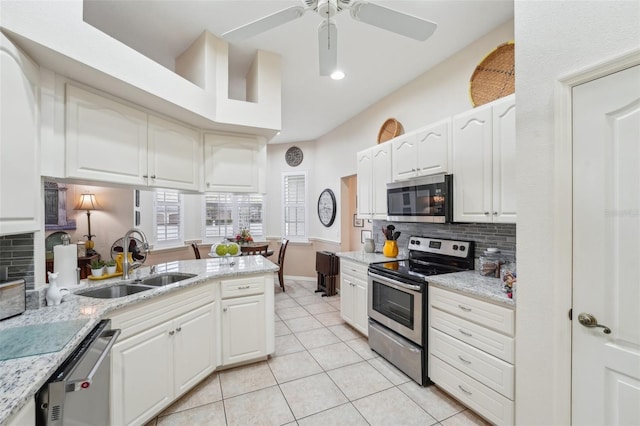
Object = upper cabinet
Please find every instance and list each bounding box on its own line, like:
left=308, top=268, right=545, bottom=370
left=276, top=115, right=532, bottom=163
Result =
left=65, top=85, right=203, bottom=191
left=452, top=95, right=516, bottom=223
left=392, top=118, right=450, bottom=181
left=357, top=143, right=391, bottom=219
left=0, top=34, right=40, bottom=236
left=204, top=133, right=266, bottom=193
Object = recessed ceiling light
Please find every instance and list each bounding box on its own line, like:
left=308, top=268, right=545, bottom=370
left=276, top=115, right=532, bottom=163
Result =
left=330, top=70, right=345, bottom=80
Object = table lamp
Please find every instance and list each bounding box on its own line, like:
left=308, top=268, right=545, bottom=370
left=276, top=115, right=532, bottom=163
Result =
left=74, top=193, right=101, bottom=255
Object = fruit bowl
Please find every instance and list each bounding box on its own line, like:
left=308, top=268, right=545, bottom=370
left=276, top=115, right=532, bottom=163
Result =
left=209, top=242, right=241, bottom=257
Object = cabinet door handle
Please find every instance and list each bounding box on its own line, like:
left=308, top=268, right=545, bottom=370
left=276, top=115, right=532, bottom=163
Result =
left=169, top=330, right=175, bottom=336
left=238, top=285, right=250, bottom=290
left=150, top=175, right=156, bottom=179
left=458, top=385, right=473, bottom=395
left=493, top=211, right=498, bottom=215
left=143, top=174, right=148, bottom=179
left=458, top=329, right=473, bottom=337
left=223, top=307, right=228, bottom=312
left=483, top=211, right=490, bottom=215
left=458, top=355, right=472, bottom=364
left=206, top=182, right=210, bottom=188
left=176, top=327, right=182, bottom=332
left=458, top=305, right=472, bottom=312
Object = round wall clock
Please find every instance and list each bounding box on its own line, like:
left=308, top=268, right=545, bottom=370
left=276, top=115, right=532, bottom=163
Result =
left=285, top=146, right=303, bottom=167
left=317, top=188, right=336, bottom=227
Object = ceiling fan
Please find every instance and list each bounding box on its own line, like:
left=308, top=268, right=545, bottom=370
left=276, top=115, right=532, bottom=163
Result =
left=222, top=0, right=437, bottom=76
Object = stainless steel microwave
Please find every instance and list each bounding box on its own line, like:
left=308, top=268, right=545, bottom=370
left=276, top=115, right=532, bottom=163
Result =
left=387, top=174, right=453, bottom=223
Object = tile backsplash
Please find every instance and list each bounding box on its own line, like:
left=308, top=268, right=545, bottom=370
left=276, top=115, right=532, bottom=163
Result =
left=372, top=220, right=516, bottom=261
left=0, top=233, right=35, bottom=290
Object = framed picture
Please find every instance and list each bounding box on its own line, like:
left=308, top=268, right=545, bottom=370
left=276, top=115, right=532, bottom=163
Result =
left=353, top=214, right=364, bottom=227
left=361, top=230, right=372, bottom=243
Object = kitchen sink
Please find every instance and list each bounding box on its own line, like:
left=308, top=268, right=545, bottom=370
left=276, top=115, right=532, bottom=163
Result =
left=76, top=284, right=152, bottom=299
left=135, top=272, right=197, bottom=287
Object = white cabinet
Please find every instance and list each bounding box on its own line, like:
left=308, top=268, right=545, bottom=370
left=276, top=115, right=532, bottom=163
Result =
left=392, top=119, right=450, bottom=181
left=147, top=115, right=202, bottom=192
left=356, top=143, right=391, bottom=219
left=339, top=259, right=368, bottom=336
left=6, top=398, right=35, bottom=426
left=204, top=133, right=266, bottom=193
left=452, top=95, right=516, bottom=223
left=220, top=276, right=267, bottom=365
left=428, top=285, right=515, bottom=426
left=109, top=284, right=216, bottom=426
left=66, top=85, right=202, bottom=191
left=0, top=34, right=40, bottom=236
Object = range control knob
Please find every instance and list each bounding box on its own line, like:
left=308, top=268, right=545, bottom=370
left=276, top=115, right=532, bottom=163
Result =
left=453, top=245, right=459, bottom=250
left=459, top=246, right=466, bottom=251
left=415, top=240, right=421, bottom=245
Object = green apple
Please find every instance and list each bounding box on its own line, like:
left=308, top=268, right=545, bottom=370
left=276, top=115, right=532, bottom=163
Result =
left=227, top=243, right=239, bottom=256
left=215, top=244, right=228, bottom=256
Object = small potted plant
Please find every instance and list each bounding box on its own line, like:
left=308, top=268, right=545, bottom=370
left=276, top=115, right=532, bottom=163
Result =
left=90, top=259, right=106, bottom=277
left=105, top=259, right=117, bottom=275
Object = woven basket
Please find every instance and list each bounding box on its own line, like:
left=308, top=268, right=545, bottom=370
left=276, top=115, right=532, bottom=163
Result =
left=470, top=41, right=515, bottom=107
left=377, top=118, right=403, bottom=143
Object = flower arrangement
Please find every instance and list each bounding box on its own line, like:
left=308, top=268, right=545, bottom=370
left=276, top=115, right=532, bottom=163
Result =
left=235, top=228, right=253, bottom=244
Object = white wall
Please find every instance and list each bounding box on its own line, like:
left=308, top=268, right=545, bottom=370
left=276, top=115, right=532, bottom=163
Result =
left=514, top=1, right=640, bottom=424
left=309, top=20, right=514, bottom=243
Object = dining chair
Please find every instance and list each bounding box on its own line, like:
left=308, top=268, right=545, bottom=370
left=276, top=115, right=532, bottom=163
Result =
left=190, top=242, right=201, bottom=259
left=276, top=238, right=289, bottom=292
left=240, top=244, right=269, bottom=257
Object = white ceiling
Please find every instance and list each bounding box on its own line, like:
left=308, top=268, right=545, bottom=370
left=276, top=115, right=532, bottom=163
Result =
left=83, top=0, right=513, bottom=144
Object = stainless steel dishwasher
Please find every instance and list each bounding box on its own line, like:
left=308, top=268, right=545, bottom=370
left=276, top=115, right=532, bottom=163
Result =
left=36, top=319, right=120, bottom=426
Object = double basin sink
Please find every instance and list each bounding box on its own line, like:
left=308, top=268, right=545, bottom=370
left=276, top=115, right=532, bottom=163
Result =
left=76, top=273, right=197, bottom=299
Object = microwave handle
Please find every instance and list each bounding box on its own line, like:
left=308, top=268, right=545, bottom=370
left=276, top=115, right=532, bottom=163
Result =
left=66, top=329, right=121, bottom=392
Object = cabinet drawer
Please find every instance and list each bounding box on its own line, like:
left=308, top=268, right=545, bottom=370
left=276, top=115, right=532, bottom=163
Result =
left=429, top=286, right=515, bottom=335
left=340, top=259, right=368, bottom=279
left=431, top=307, right=514, bottom=363
left=221, top=277, right=264, bottom=298
left=430, top=355, right=514, bottom=426
left=430, top=328, right=514, bottom=399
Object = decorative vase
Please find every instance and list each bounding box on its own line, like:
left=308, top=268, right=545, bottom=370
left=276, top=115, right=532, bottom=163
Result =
left=46, top=272, right=69, bottom=306
left=364, top=238, right=375, bottom=253
left=382, top=240, right=398, bottom=258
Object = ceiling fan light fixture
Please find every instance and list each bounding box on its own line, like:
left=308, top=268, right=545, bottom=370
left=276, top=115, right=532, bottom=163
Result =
left=330, top=70, right=345, bottom=80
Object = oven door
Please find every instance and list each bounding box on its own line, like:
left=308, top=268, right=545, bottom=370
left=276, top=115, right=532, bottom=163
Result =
left=368, top=272, right=423, bottom=345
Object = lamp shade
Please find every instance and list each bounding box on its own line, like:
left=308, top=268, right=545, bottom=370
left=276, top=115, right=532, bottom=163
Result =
left=74, top=193, right=101, bottom=211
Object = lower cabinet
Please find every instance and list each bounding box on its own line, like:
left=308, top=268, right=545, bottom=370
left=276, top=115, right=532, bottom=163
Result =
left=428, top=285, right=515, bottom=426
left=6, top=398, right=35, bottom=426
left=339, top=259, right=368, bottom=336
left=220, top=276, right=267, bottom=366
left=109, top=283, right=217, bottom=426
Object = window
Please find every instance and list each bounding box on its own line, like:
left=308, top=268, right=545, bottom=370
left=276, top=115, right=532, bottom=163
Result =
left=155, top=191, right=182, bottom=246
left=205, top=193, right=264, bottom=240
left=282, top=172, right=307, bottom=240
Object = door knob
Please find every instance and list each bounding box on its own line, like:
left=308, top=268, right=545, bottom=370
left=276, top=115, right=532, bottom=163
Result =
left=578, top=313, right=611, bottom=334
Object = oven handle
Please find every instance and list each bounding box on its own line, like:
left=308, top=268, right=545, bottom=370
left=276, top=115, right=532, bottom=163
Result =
left=66, top=328, right=121, bottom=392
left=368, top=272, right=422, bottom=292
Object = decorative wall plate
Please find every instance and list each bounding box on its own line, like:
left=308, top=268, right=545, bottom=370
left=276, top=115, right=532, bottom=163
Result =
left=285, top=146, right=304, bottom=167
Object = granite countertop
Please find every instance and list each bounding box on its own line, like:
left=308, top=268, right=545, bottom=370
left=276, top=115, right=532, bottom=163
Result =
left=427, top=270, right=515, bottom=308
left=0, top=257, right=278, bottom=425
left=336, top=251, right=406, bottom=264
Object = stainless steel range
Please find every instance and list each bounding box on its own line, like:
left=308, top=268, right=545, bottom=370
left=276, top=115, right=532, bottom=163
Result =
left=367, top=236, right=474, bottom=386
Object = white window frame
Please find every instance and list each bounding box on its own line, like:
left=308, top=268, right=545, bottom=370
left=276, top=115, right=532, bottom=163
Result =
left=282, top=171, right=308, bottom=242
left=153, top=190, right=184, bottom=249
left=203, top=193, right=266, bottom=243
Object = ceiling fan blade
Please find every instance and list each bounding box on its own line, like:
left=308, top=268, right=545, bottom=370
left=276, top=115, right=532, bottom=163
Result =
left=318, top=21, right=338, bottom=76
left=222, top=5, right=307, bottom=42
left=350, top=1, right=437, bottom=41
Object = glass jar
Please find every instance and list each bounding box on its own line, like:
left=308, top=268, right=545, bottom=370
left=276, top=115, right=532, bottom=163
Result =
left=479, top=248, right=503, bottom=277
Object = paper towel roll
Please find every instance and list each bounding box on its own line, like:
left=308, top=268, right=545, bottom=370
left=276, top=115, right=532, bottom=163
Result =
left=54, top=244, right=77, bottom=287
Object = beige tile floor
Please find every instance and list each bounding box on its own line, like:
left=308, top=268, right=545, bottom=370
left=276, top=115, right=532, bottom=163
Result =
left=146, top=279, right=490, bottom=426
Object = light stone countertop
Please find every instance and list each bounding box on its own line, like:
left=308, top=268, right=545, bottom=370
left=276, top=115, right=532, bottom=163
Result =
left=0, top=257, right=278, bottom=426
left=336, top=251, right=406, bottom=264
left=428, top=270, right=515, bottom=308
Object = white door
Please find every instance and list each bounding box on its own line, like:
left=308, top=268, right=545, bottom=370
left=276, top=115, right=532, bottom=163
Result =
left=356, top=149, right=373, bottom=217
left=371, top=144, right=392, bottom=218
left=491, top=95, right=517, bottom=223
left=572, top=64, right=640, bottom=425
left=391, top=134, right=417, bottom=181
left=221, top=295, right=265, bottom=365
left=416, top=119, right=450, bottom=177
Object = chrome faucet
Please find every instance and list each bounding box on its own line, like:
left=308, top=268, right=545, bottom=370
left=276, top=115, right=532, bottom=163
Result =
left=122, top=228, right=150, bottom=280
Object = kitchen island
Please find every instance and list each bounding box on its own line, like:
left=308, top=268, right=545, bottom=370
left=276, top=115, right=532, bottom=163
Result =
left=0, top=256, right=278, bottom=426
